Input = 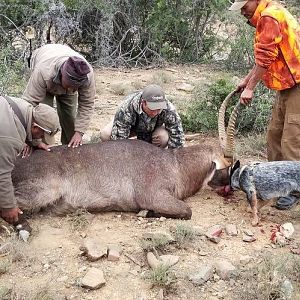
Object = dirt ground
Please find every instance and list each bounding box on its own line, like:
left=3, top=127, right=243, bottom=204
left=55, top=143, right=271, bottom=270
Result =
left=0, top=65, right=299, bottom=300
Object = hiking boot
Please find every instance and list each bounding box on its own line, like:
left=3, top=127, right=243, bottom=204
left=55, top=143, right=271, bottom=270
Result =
left=275, top=195, right=300, bottom=210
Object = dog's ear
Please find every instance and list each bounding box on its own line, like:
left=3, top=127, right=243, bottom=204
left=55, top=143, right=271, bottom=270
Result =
left=230, top=160, right=240, bottom=177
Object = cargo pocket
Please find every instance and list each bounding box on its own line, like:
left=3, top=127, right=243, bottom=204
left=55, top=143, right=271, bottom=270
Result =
left=282, top=113, right=300, bottom=159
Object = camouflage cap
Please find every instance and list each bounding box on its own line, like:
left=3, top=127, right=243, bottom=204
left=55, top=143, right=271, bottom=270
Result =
left=141, top=84, right=167, bottom=110
left=229, top=0, right=248, bottom=11
left=32, top=104, right=60, bottom=136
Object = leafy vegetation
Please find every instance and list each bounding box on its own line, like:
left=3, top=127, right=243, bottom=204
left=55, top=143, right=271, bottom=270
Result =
left=180, top=78, right=273, bottom=134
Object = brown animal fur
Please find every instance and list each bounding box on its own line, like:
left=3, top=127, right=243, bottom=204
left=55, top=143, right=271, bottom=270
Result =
left=12, top=140, right=228, bottom=219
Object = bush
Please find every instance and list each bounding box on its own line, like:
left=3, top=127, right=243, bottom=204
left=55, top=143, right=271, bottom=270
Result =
left=0, top=46, right=27, bottom=96
left=180, top=78, right=273, bottom=135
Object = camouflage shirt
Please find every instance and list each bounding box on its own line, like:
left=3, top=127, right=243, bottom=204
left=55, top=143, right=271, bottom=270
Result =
left=111, top=91, right=184, bottom=148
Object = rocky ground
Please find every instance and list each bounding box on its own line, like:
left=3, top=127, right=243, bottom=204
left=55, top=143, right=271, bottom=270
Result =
left=0, top=65, right=299, bottom=300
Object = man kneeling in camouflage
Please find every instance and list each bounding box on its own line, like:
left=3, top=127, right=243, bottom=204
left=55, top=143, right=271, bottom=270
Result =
left=100, top=84, right=184, bottom=149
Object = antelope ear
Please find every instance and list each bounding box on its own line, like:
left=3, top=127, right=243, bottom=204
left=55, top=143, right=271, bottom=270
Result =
left=213, top=156, right=232, bottom=170
left=230, top=160, right=240, bottom=177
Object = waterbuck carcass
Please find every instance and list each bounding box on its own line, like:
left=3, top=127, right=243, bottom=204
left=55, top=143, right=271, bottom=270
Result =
left=12, top=139, right=230, bottom=219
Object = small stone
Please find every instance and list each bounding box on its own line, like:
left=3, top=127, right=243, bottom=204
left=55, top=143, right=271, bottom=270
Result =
left=206, top=225, right=224, bottom=238
left=189, top=264, right=214, bottom=285
left=159, top=217, right=166, bottom=222
left=159, top=255, right=179, bottom=267
left=80, top=233, right=87, bottom=238
left=243, top=229, right=254, bottom=236
left=208, top=236, right=221, bottom=244
left=107, top=244, right=122, bottom=261
left=215, top=260, right=236, bottom=280
left=137, top=210, right=150, bottom=218
left=225, top=224, right=238, bottom=236
left=280, top=223, right=294, bottom=238
left=147, top=252, right=160, bottom=269
left=18, top=230, right=30, bottom=242
left=81, top=268, right=106, bottom=290
left=80, top=239, right=107, bottom=261
left=242, top=234, right=256, bottom=243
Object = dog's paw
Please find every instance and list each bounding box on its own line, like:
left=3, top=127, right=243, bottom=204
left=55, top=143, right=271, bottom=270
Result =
left=251, top=216, right=259, bottom=227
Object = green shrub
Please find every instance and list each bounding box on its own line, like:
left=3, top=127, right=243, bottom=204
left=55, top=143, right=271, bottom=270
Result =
left=173, top=224, right=196, bottom=245
left=180, top=78, right=273, bottom=135
left=149, top=264, right=176, bottom=287
left=0, top=46, right=27, bottom=96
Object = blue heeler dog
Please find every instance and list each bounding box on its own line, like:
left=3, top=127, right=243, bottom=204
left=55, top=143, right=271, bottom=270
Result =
left=217, top=91, right=300, bottom=226
left=230, top=160, right=300, bottom=226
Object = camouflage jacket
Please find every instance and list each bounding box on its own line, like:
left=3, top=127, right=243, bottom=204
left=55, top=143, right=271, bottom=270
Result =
left=111, top=92, right=184, bottom=148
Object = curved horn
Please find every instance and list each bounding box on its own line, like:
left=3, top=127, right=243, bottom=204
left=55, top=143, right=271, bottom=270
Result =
left=224, top=101, right=242, bottom=162
left=218, top=90, right=236, bottom=150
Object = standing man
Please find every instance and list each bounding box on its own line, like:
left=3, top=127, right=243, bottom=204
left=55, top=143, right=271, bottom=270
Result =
left=23, top=44, right=96, bottom=147
left=100, top=84, right=185, bottom=149
left=0, top=96, right=60, bottom=224
left=230, top=0, right=300, bottom=209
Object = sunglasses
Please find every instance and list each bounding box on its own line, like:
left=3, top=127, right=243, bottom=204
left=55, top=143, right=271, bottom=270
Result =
left=33, top=123, right=59, bottom=136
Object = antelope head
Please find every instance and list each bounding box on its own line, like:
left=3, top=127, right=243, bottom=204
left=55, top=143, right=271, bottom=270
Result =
left=208, top=90, right=242, bottom=195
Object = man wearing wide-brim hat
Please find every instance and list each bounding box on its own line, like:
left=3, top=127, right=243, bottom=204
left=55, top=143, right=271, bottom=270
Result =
left=230, top=0, right=300, bottom=209
left=23, top=44, right=96, bottom=148
left=100, top=84, right=185, bottom=149
left=0, top=96, right=60, bottom=224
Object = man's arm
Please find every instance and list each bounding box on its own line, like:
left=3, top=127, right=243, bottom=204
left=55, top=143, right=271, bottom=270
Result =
left=74, top=71, right=96, bottom=134
left=163, top=108, right=185, bottom=149
left=68, top=71, right=96, bottom=147
left=238, top=16, right=282, bottom=105
left=111, top=104, right=136, bottom=140
left=240, top=65, right=267, bottom=105
left=0, top=139, right=23, bottom=224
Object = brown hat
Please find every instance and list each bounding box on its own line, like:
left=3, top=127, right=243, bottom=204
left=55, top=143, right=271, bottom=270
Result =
left=32, top=104, right=60, bottom=136
left=141, top=84, right=167, bottom=110
left=61, top=56, right=90, bottom=86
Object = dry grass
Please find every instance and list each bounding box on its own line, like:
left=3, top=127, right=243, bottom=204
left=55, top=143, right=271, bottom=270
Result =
left=141, top=233, right=173, bottom=252
left=131, top=79, right=144, bottom=90
left=110, top=82, right=130, bottom=95
left=151, top=71, right=173, bottom=85
left=236, top=133, right=267, bottom=159
left=233, top=252, right=300, bottom=300
left=67, top=208, right=90, bottom=230
left=149, top=264, right=176, bottom=287
left=173, top=224, right=196, bottom=246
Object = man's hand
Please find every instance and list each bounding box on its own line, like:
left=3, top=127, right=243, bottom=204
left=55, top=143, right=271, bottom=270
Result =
left=37, top=142, right=51, bottom=152
left=68, top=131, right=83, bottom=148
left=235, top=79, right=248, bottom=93
left=1, top=207, right=23, bottom=224
left=240, top=88, right=254, bottom=105
left=20, top=143, right=32, bottom=158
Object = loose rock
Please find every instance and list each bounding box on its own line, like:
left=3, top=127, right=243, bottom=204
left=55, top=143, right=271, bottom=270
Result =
left=80, top=239, right=107, bottom=261
left=107, top=244, right=122, bottom=261
left=225, top=224, right=238, bottom=236
left=215, top=260, right=236, bottom=280
left=81, top=268, right=106, bottom=290
left=189, top=264, right=214, bottom=285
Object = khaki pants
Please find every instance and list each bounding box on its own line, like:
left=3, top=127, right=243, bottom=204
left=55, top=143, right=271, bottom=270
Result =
left=267, top=84, right=300, bottom=161
left=43, top=93, right=78, bottom=145
left=100, top=120, right=169, bottom=148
